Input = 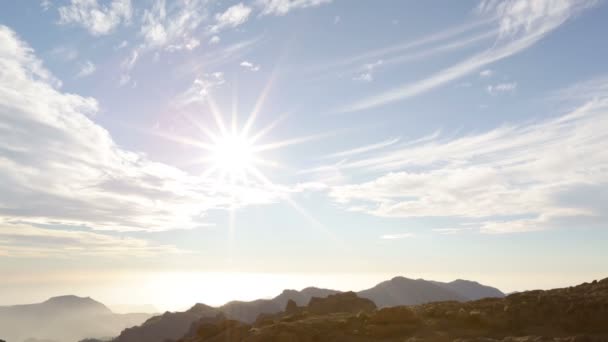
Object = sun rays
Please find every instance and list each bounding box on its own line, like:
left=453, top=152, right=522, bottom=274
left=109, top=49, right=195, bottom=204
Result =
left=144, top=71, right=345, bottom=255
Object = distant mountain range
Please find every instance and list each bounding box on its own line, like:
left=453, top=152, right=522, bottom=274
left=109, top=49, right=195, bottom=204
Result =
left=359, top=277, right=504, bottom=307
left=178, top=277, right=608, bottom=341
left=111, top=277, right=504, bottom=342
left=0, top=277, right=504, bottom=342
left=0, top=295, right=152, bottom=342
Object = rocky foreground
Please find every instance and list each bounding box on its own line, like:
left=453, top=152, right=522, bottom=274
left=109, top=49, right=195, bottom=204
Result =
left=175, top=278, right=608, bottom=342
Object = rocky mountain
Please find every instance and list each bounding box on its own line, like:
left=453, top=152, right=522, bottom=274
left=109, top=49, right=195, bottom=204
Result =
left=358, top=277, right=504, bottom=308
left=357, top=276, right=470, bottom=307
left=113, top=303, right=220, bottom=342
left=431, top=279, right=505, bottom=300
left=273, top=287, right=341, bottom=308
left=112, top=287, right=338, bottom=342
left=0, top=295, right=151, bottom=342
left=221, top=286, right=340, bottom=323
left=176, top=277, right=608, bottom=341
left=110, top=277, right=502, bottom=342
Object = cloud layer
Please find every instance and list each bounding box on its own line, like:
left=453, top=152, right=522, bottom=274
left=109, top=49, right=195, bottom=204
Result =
left=337, top=0, right=596, bottom=113
left=327, top=78, right=608, bottom=233
left=0, top=25, right=280, bottom=237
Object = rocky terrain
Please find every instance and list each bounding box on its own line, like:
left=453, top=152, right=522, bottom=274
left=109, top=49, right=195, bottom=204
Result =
left=174, top=278, right=608, bottom=342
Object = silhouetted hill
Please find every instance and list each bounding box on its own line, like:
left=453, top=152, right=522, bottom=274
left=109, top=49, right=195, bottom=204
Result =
left=357, top=276, right=469, bottom=307
left=273, top=287, right=341, bottom=308
left=109, top=277, right=503, bottom=342
left=178, top=277, right=608, bottom=341
left=0, top=296, right=151, bottom=342
left=112, top=287, right=338, bottom=342
left=221, top=286, right=340, bottom=323
left=431, top=279, right=505, bottom=300
left=114, top=303, right=219, bottom=342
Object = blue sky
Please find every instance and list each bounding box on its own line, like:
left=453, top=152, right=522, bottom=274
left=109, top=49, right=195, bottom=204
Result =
left=1, top=0, right=607, bottom=310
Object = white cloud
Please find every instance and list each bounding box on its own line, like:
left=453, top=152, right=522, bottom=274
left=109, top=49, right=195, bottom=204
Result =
left=49, top=46, right=78, bottom=61
left=0, top=221, right=185, bottom=258
left=322, top=137, right=400, bottom=159
left=123, top=49, right=138, bottom=69
left=479, top=69, right=493, bottom=77
left=487, top=81, right=517, bottom=94
left=140, top=0, right=207, bottom=51
left=115, top=40, right=128, bottom=49
left=41, top=0, right=52, bottom=11
left=76, top=60, right=96, bottom=78
left=334, top=15, right=341, bottom=24
left=209, top=35, right=221, bottom=44
left=381, top=233, right=414, bottom=240
left=337, top=0, right=596, bottom=113
left=175, top=72, right=226, bottom=106
left=257, top=0, right=333, bottom=16
left=58, top=0, right=132, bottom=36
left=211, top=3, right=252, bottom=33
left=327, top=77, right=608, bottom=233
left=432, top=227, right=474, bottom=235
left=240, top=60, right=260, bottom=72
left=307, top=18, right=493, bottom=77
left=167, top=38, right=200, bottom=52
left=0, top=25, right=278, bottom=234
left=353, top=59, right=383, bottom=82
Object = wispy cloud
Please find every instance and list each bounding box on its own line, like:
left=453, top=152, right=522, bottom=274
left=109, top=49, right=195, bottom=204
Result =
left=49, top=46, right=78, bottom=61
left=175, top=72, right=226, bottom=106
left=240, top=60, right=261, bottom=72
left=381, top=233, right=414, bottom=240
left=308, top=18, right=495, bottom=76
left=209, top=35, right=221, bottom=44
left=353, top=60, right=383, bottom=82
left=139, top=0, right=207, bottom=51
left=76, top=60, right=96, bottom=78
left=210, top=3, right=252, bottom=33
left=257, top=0, right=333, bottom=16
left=336, top=0, right=596, bottom=113
left=479, top=69, right=493, bottom=77
left=0, top=221, right=187, bottom=258
left=41, top=0, right=52, bottom=12
left=58, top=0, right=132, bottom=35
left=327, top=76, right=608, bottom=233
left=180, top=36, right=262, bottom=73
left=487, top=81, right=517, bottom=94
left=322, top=137, right=400, bottom=159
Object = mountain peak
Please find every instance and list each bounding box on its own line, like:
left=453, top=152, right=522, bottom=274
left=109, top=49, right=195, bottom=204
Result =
left=41, top=295, right=112, bottom=315
left=187, top=303, right=217, bottom=315
left=45, top=295, right=94, bottom=303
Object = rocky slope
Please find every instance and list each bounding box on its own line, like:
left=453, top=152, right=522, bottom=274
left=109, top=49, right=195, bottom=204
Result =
left=177, top=277, right=608, bottom=342
left=113, top=303, right=220, bottom=342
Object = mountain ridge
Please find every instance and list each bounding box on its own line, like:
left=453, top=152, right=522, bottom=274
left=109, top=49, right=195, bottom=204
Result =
left=110, top=276, right=504, bottom=342
left=176, top=277, right=608, bottom=341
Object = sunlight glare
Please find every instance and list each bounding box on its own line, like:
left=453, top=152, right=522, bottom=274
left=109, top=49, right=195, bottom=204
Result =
left=210, top=133, right=254, bottom=175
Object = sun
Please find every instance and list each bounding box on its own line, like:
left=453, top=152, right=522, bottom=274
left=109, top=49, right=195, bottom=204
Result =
left=155, top=77, right=322, bottom=190
left=209, top=133, right=254, bottom=176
